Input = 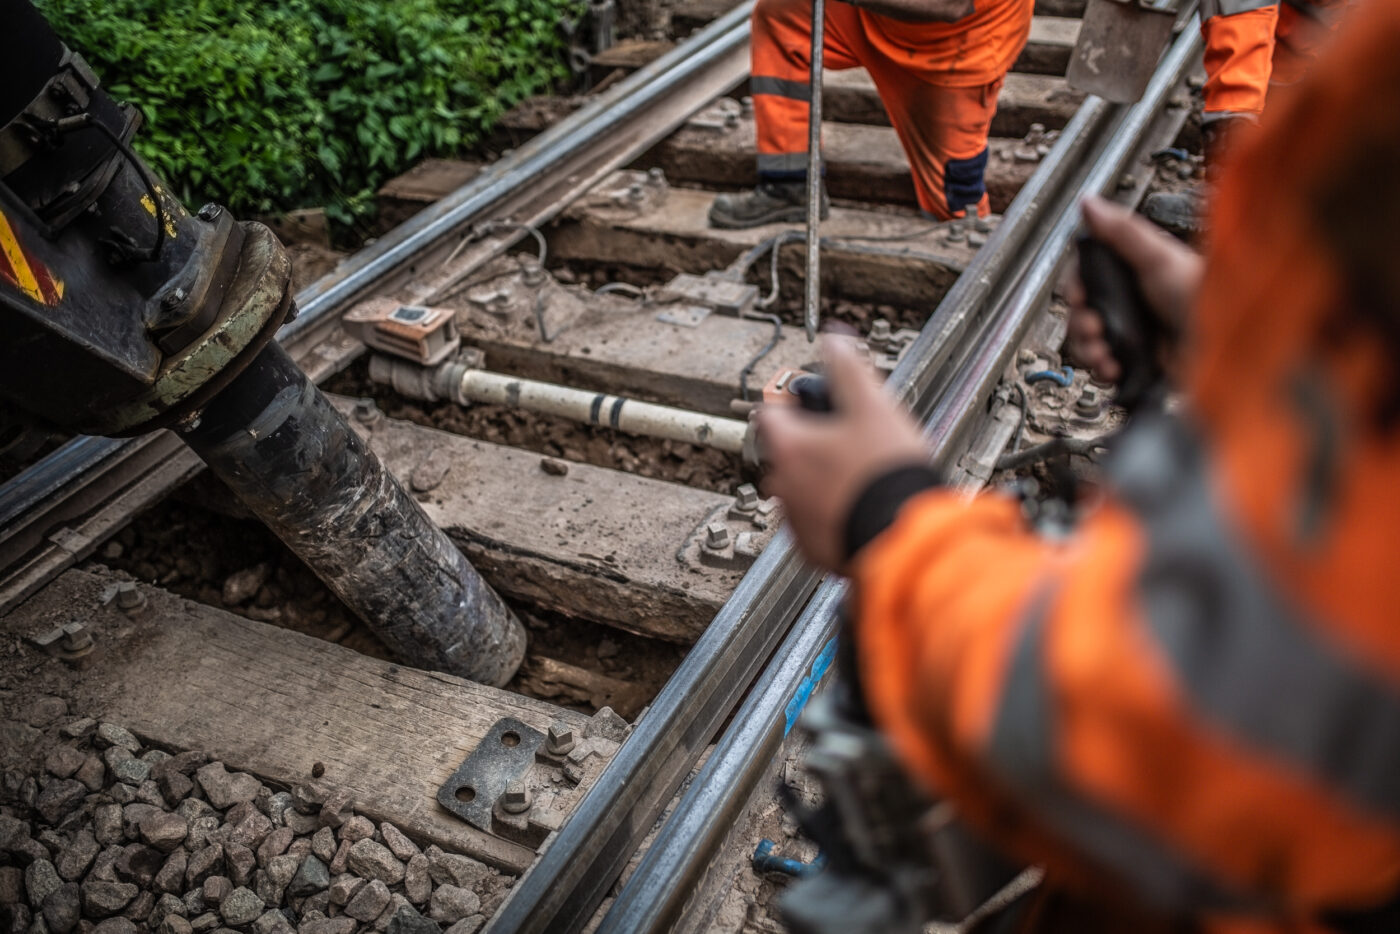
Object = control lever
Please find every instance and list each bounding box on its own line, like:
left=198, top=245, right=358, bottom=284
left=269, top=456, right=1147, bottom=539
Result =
left=1076, top=233, right=1166, bottom=413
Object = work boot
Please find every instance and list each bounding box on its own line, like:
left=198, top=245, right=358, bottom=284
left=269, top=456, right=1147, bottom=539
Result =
left=708, top=179, right=829, bottom=229
left=1141, top=116, right=1246, bottom=239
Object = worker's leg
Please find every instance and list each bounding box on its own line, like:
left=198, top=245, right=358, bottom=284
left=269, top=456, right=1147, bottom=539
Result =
left=868, top=68, right=1003, bottom=220
left=1199, top=0, right=1279, bottom=126
left=710, top=0, right=863, bottom=228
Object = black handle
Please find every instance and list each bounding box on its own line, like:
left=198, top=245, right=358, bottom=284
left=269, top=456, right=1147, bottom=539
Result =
left=788, top=372, right=834, bottom=413
left=1076, top=232, right=1163, bottom=412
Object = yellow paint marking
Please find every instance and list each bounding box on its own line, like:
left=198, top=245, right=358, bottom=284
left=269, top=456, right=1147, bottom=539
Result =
left=141, top=194, right=157, bottom=215
left=0, top=211, right=44, bottom=304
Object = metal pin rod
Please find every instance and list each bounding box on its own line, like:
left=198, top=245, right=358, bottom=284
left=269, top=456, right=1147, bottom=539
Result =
left=804, top=0, right=825, bottom=342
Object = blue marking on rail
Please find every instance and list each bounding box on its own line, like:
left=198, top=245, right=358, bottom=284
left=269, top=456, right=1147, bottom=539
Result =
left=783, top=636, right=838, bottom=736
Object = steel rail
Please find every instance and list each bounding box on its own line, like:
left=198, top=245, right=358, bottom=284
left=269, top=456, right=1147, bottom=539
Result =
left=0, top=4, right=756, bottom=605
left=594, top=19, right=1204, bottom=934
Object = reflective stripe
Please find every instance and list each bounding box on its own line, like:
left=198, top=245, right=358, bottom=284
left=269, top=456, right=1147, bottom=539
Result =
left=988, top=591, right=1249, bottom=912
left=750, top=76, right=811, bottom=101
left=756, top=152, right=811, bottom=174
left=1201, top=0, right=1278, bottom=19
left=1111, top=416, right=1400, bottom=824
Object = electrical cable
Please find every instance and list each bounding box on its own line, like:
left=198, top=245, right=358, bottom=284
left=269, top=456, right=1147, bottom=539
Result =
left=738, top=310, right=783, bottom=402
left=48, top=112, right=166, bottom=264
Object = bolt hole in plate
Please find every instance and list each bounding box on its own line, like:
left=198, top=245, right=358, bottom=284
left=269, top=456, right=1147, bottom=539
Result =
left=437, top=718, right=545, bottom=830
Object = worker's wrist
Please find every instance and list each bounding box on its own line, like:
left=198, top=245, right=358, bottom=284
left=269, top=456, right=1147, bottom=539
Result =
left=843, top=463, right=941, bottom=562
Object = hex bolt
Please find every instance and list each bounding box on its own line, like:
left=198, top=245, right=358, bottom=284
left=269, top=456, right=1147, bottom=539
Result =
left=705, top=522, right=731, bottom=550
left=1076, top=385, right=1101, bottom=414
left=869, top=319, right=892, bottom=343
left=501, top=780, right=532, bottom=814
left=62, top=623, right=93, bottom=652
left=627, top=182, right=645, bottom=201
left=734, top=484, right=760, bottom=512
left=521, top=262, right=546, bottom=287
left=197, top=203, right=222, bottom=222
left=647, top=166, right=666, bottom=184
left=353, top=398, right=383, bottom=427
left=546, top=722, right=576, bottom=755
left=161, top=287, right=188, bottom=309
left=115, top=581, right=146, bottom=614
left=1118, top=173, right=1138, bottom=191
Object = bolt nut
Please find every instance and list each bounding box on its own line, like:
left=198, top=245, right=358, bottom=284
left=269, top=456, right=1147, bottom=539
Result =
left=62, top=623, right=93, bottom=652
left=197, top=203, right=222, bottom=222
left=501, top=780, right=532, bottom=814
left=115, top=581, right=146, bottom=613
left=704, top=522, right=731, bottom=550
left=869, top=319, right=892, bottom=342
left=521, top=262, right=546, bottom=287
left=733, top=483, right=760, bottom=512
left=353, top=399, right=382, bottom=426
left=546, top=722, right=576, bottom=755
left=627, top=182, right=645, bottom=201
left=161, top=288, right=188, bottom=310
left=647, top=166, right=666, bottom=184
left=1118, top=173, right=1137, bottom=190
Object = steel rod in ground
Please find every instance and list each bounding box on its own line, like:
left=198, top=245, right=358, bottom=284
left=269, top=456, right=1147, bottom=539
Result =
left=804, top=0, right=824, bottom=342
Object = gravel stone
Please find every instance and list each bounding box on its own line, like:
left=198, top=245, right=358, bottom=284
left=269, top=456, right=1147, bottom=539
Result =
left=344, top=879, right=391, bottom=922
left=422, top=847, right=487, bottom=890
left=202, top=876, right=232, bottom=906
left=137, top=779, right=168, bottom=807
left=151, top=892, right=187, bottom=927
left=189, top=912, right=220, bottom=932
left=109, top=782, right=136, bottom=805
left=160, top=916, right=195, bottom=934
left=158, top=771, right=195, bottom=807
left=252, top=868, right=283, bottom=908
left=298, top=919, right=353, bottom=934
left=378, top=824, right=419, bottom=861
left=226, top=809, right=273, bottom=850
left=94, top=916, right=139, bottom=934
left=0, top=813, right=29, bottom=852
left=140, top=812, right=189, bottom=852
left=300, top=891, right=330, bottom=917
left=54, top=830, right=99, bottom=881
left=326, top=874, right=362, bottom=907
left=185, top=845, right=224, bottom=887
left=288, top=784, right=326, bottom=815
left=194, top=764, right=261, bottom=811
left=35, top=780, right=87, bottom=824
left=42, top=882, right=81, bottom=934
left=44, top=746, right=86, bottom=780
left=286, top=855, right=328, bottom=897
left=109, top=754, right=151, bottom=787
left=95, top=725, right=141, bottom=753
left=281, top=811, right=319, bottom=836
left=222, top=564, right=269, bottom=606
left=154, top=751, right=210, bottom=780
left=251, top=910, right=295, bottom=934
left=75, top=755, right=106, bottom=792
left=113, top=845, right=163, bottom=887
left=385, top=906, right=441, bottom=934
left=326, top=840, right=351, bottom=876
left=346, top=840, right=403, bottom=885
left=92, top=804, right=124, bottom=846
left=337, top=816, right=373, bottom=844
left=284, top=837, right=311, bottom=860
left=81, top=880, right=138, bottom=917
left=185, top=816, right=221, bottom=852
left=0, top=864, right=22, bottom=904
left=177, top=798, right=218, bottom=822
left=442, top=919, right=483, bottom=934
left=426, top=886, right=479, bottom=925
left=256, top=827, right=293, bottom=867
left=262, top=793, right=294, bottom=827
left=154, top=849, right=188, bottom=895
left=123, top=888, right=155, bottom=922
left=23, top=695, right=68, bottom=727
left=60, top=718, right=96, bottom=739
left=182, top=889, right=206, bottom=916
left=394, top=855, right=425, bottom=908
left=316, top=790, right=352, bottom=830
left=120, top=804, right=163, bottom=842
left=142, top=749, right=173, bottom=768
left=224, top=843, right=256, bottom=888
left=25, top=858, right=61, bottom=908
left=218, top=887, right=263, bottom=926
left=89, top=845, right=122, bottom=883
left=263, top=855, right=300, bottom=890
left=308, top=828, right=335, bottom=863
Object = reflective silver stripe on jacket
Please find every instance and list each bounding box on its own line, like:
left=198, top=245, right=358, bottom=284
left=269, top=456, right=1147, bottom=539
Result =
left=1111, top=415, right=1400, bottom=824
left=750, top=75, right=811, bottom=101
left=987, top=589, right=1254, bottom=913
left=1201, top=0, right=1278, bottom=19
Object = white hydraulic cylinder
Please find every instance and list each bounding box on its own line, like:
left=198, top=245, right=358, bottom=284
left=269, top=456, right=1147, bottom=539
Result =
left=369, top=356, right=750, bottom=455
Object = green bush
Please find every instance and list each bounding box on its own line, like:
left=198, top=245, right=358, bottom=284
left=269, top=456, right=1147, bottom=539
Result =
left=35, top=0, right=582, bottom=226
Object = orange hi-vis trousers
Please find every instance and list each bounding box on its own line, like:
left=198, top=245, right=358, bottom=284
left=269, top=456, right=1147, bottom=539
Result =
left=749, top=0, right=1033, bottom=219
left=1201, top=0, right=1346, bottom=123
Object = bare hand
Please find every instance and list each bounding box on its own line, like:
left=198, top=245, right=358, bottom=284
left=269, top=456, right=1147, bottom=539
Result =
left=758, top=337, right=930, bottom=572
left=1066, top=196, right=1204, bottom=383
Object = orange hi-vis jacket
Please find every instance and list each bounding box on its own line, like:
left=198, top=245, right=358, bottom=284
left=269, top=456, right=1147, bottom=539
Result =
left=850, top=1, right=1400, bottom=931
left=749, top=0, right=1033, bottom=218
left=1200, top=0, right=1346, bottom=122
